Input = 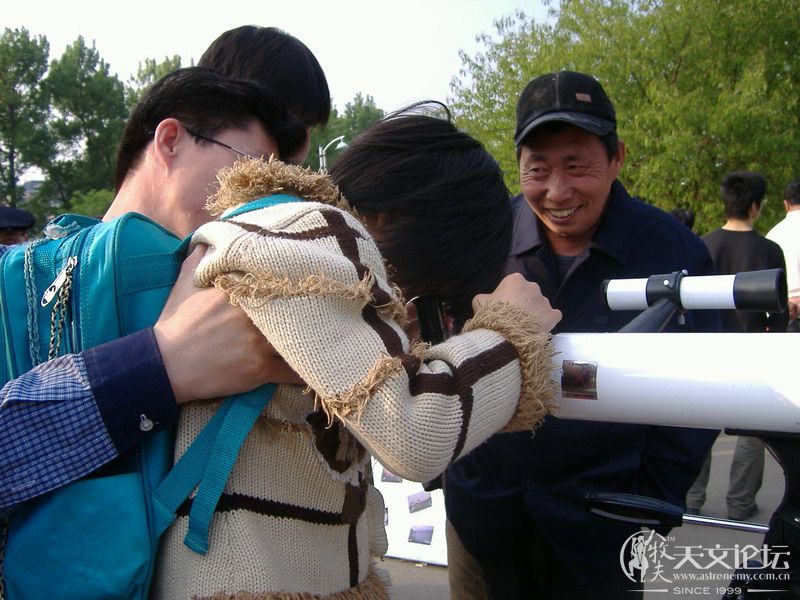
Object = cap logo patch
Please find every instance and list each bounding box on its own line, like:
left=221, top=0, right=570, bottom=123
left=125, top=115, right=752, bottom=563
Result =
left=575, top=93, right=592, bottom=102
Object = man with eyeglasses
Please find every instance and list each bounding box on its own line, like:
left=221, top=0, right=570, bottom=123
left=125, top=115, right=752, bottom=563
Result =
left=1, top=24, right=331, bottom=517
left=1, top=63, right=317, bottom=515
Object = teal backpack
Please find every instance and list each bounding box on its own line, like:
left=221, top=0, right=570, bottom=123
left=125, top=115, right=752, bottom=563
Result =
left=0, top=199, right=296, bottom=599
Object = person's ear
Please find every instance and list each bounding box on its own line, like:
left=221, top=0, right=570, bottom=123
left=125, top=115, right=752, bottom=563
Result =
left=152, top=118, right=187, bottom=169
left=610, top=138, right=626, bottom=178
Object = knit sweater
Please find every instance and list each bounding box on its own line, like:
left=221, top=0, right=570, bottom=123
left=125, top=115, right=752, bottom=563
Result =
left=151, top=159, right=557, bottom=600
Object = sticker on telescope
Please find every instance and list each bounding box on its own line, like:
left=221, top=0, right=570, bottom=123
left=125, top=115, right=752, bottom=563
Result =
left=561, top=360, right=598, bottom=400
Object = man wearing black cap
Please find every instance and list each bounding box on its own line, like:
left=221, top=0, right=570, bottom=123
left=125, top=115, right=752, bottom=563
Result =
left=0, top=205, right=36, bottom=245
left=444, top=71, right=720, bottom=598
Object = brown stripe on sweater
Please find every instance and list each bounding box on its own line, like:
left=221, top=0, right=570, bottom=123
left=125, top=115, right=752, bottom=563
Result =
left=410, top=340, right=518, bottom=395
left=345, top=477, right=366, bottom=587
left=451, top=389, right=474, bottom=462
left=410, top=341, right=518, bottom=462
left=306, top=412, right=364, bottom=473
left=232, top=210, right=394, bottom=309
left=400, top=353, right=422, bottom=375
left=255, top=214, right=401, bottom=379
left=318, top=210, right=362, bottom=268
left=177, top=489, right=367, bottom=526
left=231, top=210, right=366, bottom=271
left=230, top=209, right=365, bottom=247
left=362, top=305, right=404, bottom=356
left=318, top=211, right=394, bottom=308
left=341, top=479, right=368, bottom=523
left=348, top=523, right=359, bottom=588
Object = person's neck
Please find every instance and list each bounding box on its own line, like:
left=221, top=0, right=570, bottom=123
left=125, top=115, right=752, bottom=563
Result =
left=546, top=230, right=592, bottom=257
left=721, top=217, right=753, bottom=232
left=104, top=176, right=166, bottom=229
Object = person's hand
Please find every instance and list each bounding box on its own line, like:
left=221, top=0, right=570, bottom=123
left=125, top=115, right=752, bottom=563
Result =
left=472, top=273, right=562, bottom=333
left=788, top=296, right=800, bottom=321
left=153, top=245, right=302, bottom=404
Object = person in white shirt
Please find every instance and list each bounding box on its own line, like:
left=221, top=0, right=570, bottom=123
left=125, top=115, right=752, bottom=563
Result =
left=767, top=179, right=800, bottom=331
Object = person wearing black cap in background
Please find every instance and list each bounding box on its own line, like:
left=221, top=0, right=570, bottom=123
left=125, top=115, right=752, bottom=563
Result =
left=443, top=71, right=721, bottom=599
left=0, top=205, right=36, bottom=245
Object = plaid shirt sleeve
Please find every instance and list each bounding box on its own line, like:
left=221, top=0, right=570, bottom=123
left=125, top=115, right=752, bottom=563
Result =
left=0, top=353, right=114, bottom=514
left=0, top=329, right=178, bottom=515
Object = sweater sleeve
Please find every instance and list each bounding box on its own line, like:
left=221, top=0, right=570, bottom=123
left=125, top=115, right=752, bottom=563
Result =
left=191, top=201, right=556, bottom=482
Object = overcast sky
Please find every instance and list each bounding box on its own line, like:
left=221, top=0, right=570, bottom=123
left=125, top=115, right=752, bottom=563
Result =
left=5, top=0, right=549, bottom=113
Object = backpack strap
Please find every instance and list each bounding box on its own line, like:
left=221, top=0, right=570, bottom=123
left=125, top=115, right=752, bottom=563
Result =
left=150, top=384, right=276, bottom=553
left=118, top=253, right=183, bottom=295
left=149, top=400, right=234, bottom=537
left=151, top=194, right=302, bottom=554
left=183, top=385, right=276, bottom=554
left=219, top=193, right=302, bottom=220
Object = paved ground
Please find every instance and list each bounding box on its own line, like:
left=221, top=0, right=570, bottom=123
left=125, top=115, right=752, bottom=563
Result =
left=379, top=433, right=786, bottom=599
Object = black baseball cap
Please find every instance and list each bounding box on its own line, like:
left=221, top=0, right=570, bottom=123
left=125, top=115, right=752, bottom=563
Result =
left=514, top=71, right=616, bottom=146
left=0, top=205, right=35, bottom=231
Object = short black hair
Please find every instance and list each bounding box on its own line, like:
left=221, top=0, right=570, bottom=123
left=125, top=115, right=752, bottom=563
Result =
left=199, top=25, right=331, bottom=128
left=329, top=104, right=512, bottom=322
left=720, top=171, right=767, bottom=219
left=114, top=67, right=306, bottom=191
left=784, top=179, right=800, bottom=206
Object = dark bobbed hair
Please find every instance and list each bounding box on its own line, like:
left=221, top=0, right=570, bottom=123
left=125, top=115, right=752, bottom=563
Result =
left=720, top=171, right=767, bottom=219
left=199, top=25, right=331, bottom=128
left=784, top=179, right=800, bottom=206
left=516, top=120, right=619, bottom=162
left=329, top=102, right=513, bottom=322
left=114, top=67, right=306, bottom=191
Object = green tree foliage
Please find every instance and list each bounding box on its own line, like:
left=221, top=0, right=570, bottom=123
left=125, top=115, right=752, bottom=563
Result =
left=307, top=106, right=339, bottom=171
left=307, top=93, right=384, bottom=170
left=450, top=0, right=800, bottom=233
left=125, top=55, right=183, bottom=110
left=2, top=27, right=390, bottom=220
left=69, top=188, right=114, bottom=218
left=0, top=28, right=50, bottom=207
left=341, top=93, right=385, bottom=138
left=40, top=36, right=127, bottom=209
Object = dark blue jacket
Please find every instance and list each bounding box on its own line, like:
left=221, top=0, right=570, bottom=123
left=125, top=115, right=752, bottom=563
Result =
left=444, top=181, right=720, bottom=583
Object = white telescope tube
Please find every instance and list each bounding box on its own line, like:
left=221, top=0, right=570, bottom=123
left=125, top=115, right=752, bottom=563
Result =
left=603, top=269, right=786, bottom=312
left=552, top=333, right=800, bottom=433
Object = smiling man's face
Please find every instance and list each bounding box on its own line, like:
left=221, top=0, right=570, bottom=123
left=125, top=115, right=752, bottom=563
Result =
left=518, top=124, right=623, bottom=256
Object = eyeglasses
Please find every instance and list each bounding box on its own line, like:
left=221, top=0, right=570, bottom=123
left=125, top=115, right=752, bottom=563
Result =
left=184, top=127, right=263, bottom=160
